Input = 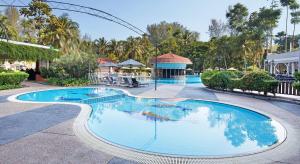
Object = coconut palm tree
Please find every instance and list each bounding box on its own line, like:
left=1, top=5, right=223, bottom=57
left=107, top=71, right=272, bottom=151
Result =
left=280, top=0, right=297, bottom=52
left=290, top=2, right=300, bottom=49
left=94, top=37, right=108, bottom=56
left=42, top=14, right=80, bottom=54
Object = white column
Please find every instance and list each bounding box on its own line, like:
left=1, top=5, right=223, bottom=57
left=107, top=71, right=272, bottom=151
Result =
left=270, top=63, right=273, bottom=74
left=291, top=62, right=295, bottom=75
left=287, top=63, right=290, bottom=75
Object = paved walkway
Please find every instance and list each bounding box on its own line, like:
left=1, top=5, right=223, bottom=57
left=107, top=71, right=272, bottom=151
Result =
left=0, top=82, right=299, bottom=164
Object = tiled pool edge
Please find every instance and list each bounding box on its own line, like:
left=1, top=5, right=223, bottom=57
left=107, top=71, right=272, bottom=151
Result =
left=7, top=87, right=293, bottom=164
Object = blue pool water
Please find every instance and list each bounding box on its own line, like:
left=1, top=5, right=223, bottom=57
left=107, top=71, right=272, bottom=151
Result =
left=155, top=75, right=201, bottom=84
left=17, top=88, right=285, bottom=157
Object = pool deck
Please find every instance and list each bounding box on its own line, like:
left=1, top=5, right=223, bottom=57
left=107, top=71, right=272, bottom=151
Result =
left=0, top=82, right=300, bottom=164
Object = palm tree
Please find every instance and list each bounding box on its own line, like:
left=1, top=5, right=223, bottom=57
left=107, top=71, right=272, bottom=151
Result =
left=290, top=2, right=300, bottom=49
left=280, top=0, right=297, bottom=52
left=42, top=14, right=80, bottom=54
left=94, top=37, right=108, bottom=56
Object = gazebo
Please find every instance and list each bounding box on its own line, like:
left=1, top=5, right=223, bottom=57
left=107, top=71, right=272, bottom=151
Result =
left=151, top=53, right=192, bottom=79
left=264, top=50, right=300, bottom=76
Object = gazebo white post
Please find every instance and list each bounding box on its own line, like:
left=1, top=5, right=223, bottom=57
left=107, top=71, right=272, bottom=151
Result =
left=287, top=63, right=290, bottom=76
left=270, top=62, right=273, bottom=74
left=291, top=62, right=295, bottom=75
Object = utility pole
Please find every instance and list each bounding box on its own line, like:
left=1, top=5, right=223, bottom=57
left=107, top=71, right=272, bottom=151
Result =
left=155, top=44, right=158, bottom=91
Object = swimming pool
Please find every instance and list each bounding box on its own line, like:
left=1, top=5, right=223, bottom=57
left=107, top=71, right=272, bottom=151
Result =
left=16, top=88, right=286, bottom=157
left=155, top=75, right=201, bottom=84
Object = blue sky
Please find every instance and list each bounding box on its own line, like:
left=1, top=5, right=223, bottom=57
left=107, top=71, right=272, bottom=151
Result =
left=2, top=0, right=300, bottom=41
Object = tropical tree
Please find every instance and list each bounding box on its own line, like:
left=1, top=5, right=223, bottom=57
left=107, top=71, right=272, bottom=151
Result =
left=290, top=2, right=300, bottom=49
left=280, top=0, right=298, bottom=52
left=94, top=37, right=108, bottom=56
left=20, top=0, right=53, bottom=44
left=208, top=19, right=228, bottom=39
left=41, top=14, right=80, bottom=53
left=226, top=3, right=249, bottom=35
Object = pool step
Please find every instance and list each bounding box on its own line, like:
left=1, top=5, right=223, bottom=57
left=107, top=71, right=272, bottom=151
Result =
left=81, top=94, right=126, bottom=104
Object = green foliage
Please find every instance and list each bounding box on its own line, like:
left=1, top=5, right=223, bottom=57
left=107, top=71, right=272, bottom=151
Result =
left=40, top=67, right=65, bottom=78
left=208, top=72, right=232, bottom=90
left=201, top=70, right=219, bottom=86
left=0, top=72, right=28, bottom=85
left=293, top=72, right=300, bottom=90
left=294, top=72, right=300, bottom=81
left=203, top=70, right=279, bottom=95
left=263, top=80, right=279, bottom=95
left=52, top=53, right=97, bottom=78
left=0, top=41, right=60, bottom=61
left=240, top=71, right=275, bottom=92
left=0, top=84, right=21, bottom=90
left=201, top=70, right=243, bottom=89
left=47, top=78, right=89, bottom=87
left=293, top=82, right=300, bottom=90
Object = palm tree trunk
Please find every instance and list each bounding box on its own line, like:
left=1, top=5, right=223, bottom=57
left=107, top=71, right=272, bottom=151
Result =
left=285, top=6, right=289, bottom=52
left=292, top=23, right=296, bottom=49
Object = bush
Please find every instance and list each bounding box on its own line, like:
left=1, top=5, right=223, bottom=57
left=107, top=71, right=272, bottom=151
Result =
left=47, top=78, right=90, bottom=87
left=0, top=72, right=29, bottom=85
left=40, top=67, right=66, bottom=78
left=208, top=72, right=232, bottom=90
left=52, top=53, right=97, bottom=78
left=241, top=71, right=278, bottom=94
left=0, top=84, right=21, bottom=90
left=263, top=80, right=279, bottom=95
left=294, top=72, right=300, bottom=81
left=201, top=70, right=243, bottom=89
left=293, top=82, right=300, bottom=90
left=228, top=78, right=242, bottom=91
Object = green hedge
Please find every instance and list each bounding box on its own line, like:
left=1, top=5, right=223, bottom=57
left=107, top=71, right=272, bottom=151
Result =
left=0, top=41, right=60, bottom=61
left=0, top=72, right=29, bottom=85
left=47, top=78, right=90, bottom=87
left=293, top=72, right=300, bottom=90
left=202, top=70, right=279, bottom=96
left=294, top=82, right=300, bottom=90
left=0, top=84, right=22, bottom=90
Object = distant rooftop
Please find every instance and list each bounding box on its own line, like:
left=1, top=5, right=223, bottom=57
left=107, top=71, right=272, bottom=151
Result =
left=151, top=53, right=192, bottom=64
left=266, top=50, right=300, bottom=63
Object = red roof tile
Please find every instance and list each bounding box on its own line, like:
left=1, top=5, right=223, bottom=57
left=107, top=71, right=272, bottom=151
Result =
left=151, top=53, right=192, bottom=64
left=97, top=58, right=114, bottom=64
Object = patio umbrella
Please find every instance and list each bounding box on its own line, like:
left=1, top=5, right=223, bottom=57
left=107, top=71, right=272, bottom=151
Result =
left=121, top=67, right=130, bottom=70
left=228, top=67, right=237, bottom=71
left=118, top=59, right=145, bottom=68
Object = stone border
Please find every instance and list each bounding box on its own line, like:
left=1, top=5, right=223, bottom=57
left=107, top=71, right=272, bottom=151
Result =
left=7, top=87, right=291, bottom=163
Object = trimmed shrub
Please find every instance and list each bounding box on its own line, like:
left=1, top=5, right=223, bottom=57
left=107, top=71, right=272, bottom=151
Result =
left=241, top=71, right=277, bottom=93
left=208, top=72, right=231, bottom=90
left=293, top=82, right=300, bottom=90
left=294, top=72, right=300, bottom=81
left=0, top=84, right=21, bottom=90
left=263, top=80, right=279, bottom=95
left=228, top=78, right=242, bottom=91
left=47, top=78, right=90, bottom=87
left=0, top=72, right=29, bottom=85
left=202, top=70, right=243, bottom=89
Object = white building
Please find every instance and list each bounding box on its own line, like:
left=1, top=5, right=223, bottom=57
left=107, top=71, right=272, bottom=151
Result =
left=265, top=50, right=300, bottom=76
left=0, top=39, right=53, bottom=70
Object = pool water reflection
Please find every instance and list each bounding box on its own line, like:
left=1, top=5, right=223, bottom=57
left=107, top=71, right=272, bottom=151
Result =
left=88, top=96, right=285, bottom=157
left=16, top=88, right=286, bottom=157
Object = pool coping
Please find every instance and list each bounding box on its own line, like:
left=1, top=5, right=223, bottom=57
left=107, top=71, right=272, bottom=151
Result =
left=7, top=87, right=292, bottom=163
